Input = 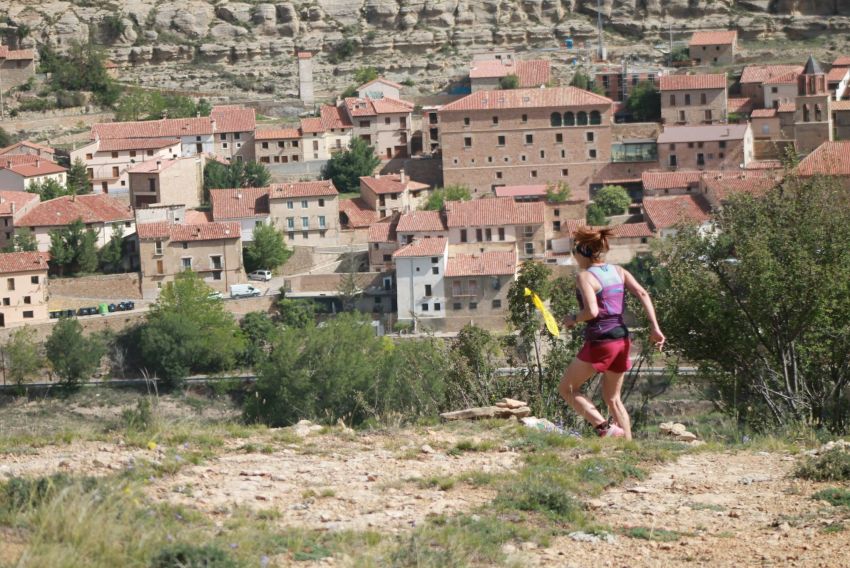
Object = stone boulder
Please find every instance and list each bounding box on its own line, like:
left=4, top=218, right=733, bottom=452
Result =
left=216, top=2, right=253, bottom=25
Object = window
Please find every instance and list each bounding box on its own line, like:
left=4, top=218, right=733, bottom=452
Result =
left=521, top=114, right=528, bottom=123
left=210, top=255, right=222, bottom=269
left=491, top=299, right=502, bottom=309
left=492, top=116, right=499, bottom=125
left=704, top=110, right=713, bottom=121
left=85, top=153, right=93, bottom=160
left=497, top=135, right=505, bottom=146
left=23, top=311, right=33, bottom=319
left=182, top=242, right=188, bottom=250
left=719, top=141, right=727, bottom=149
left=453, top=302, right=462, bottom=310
left=464, top=137, right=472, bottom=148
left=7, top=278, right=14, bottom=291
left=679, top=110, right=686, bottom=122
left=498, top=227, right=505, bottom=241
left=487, top=156, right=493, bottom=163
left=540, top=150, right=545, bottom=159
left=524, top=226, right=534, bottom=238
left=525, top=242, right=534, bottom=255
left=147, top=149, right=154, bottom=156
left=589, top=110, right=601, bottom=125
left=112, top=166, right=120, bottom=177
left=697, top=153, right=705, bottom=166
left=561, top=149, right=566, bottom=158
left=154, top=240, right=163, bottom=255
left=555, top=132, right=563, bottom=143
left=525, top=134, right=533, bottom=144
left=550, top=112, right=562, bottom=127
left=301, top=217, right=309, bottom=229
left=553, top=220, right=561, bottom=232
left=669, top=94, right=676, bottom=107
left=700, top=93, right=707, bottom=105
left=319, top=216, right=326, bottom=228
left=302, top=232, right=308, bottom=239
left=385, top=117, right=391, bottom=125
left=589, top=149, right=597, bottom=159
left=469, top=302, right=478, bottom=310
left=485, top=228, right=492, bottom=241
left=684, top=94, right=691, bottom=105
left=301, top=199, right=308, bottom=208
left=293, top=140, right=299, bottom=147
left=111, top=151, right=119, bottom=158
left=425, top=284, right=432, bottom=297
left=2, top=298, right=8, bottom=306
left=771, top=86, right=778, bottom=94
left=383, top=254, right=391, bottom=262
left=23, top=295, right=31, bottom=304
left=520, top=155, right=527, bottom=162
left=561, top=168, right=569, bottom=176
left=422, top=303, right=429, bottom=312
left=669, top=155, right=678, bottom=167
left=434, top=302, right=441, bottom=311
left=220, top=133, right=227, bottom=141
left=463, top=117, right=470, bottom=126
left=287, top=200, right=294, bottom=209
left=182, top=257, right=192, bottom=270
left=530, top=170, right=538, bottom=178
left=460, top=229, right=467, bottom=242
left=586, top=132, right=594, bottom=142
left=359, top=120, right=370, bottom=128
left=288, top=232, right=294, bottom=240
left=577, top=112, right=588, bottom=126
left=31, top=276, right=39, bottom=285
left=476, top=228, right=483, bottom=242
left=287, top=217, right=294, bottom=229
left=129, top=150, right=136, bottom=157
left=564, top=112, right=575, bottom=126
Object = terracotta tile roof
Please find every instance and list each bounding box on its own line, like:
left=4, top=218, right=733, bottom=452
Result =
left=358, top=77, right=403, bottom=90
left=657, top=124, right=748, bottom=144
left=97, top=138, right=181, bottom=152
left=727, top=97, right=753, bottom=114
left=689, top=30, right=737, bottom=47
left=360, top=174, right=429, bottom=195
left=797, top=141, right=850, bottom=177
left=740, top=65, right=804, bottom=85
left=396, top=211, right=445, bottom=233
left=643, top=195, right=711, bottom=230
left=17, top=194, right=132, bottom=227
left=269, top=180, right=338, bottom=199
left=777, top=102, right=796, bottom=113
left=297, top=51, right=313, bottom=59
left=0, top=46, right=34, bottom=60
left=745, top=160, right=783, bottom=170
left=0, top=141, right=55, bottom=156
left=339, top=197, right=379, bottom=228
left=320, top=104, right=352, bottom=129
left=828, top=67, right=850, bottom=82
left=0, top=190, right=39, bottom=216
left=367, top=221, right=396, bottom=243
left=210, top=186, right=270, bottom=220
left=659, top=73, right=727, bottom=91
left=439, top=86, right=611, bottom=113
left=184, top=210, right=212, bottom=224
left=137, top=221, right=240, bottom=241
left=93, top=117, right=215, bottom=139
left=210, top=105, right=256, bottom=133
left=469, top=60, right=511, bottom=79
left=764, top=70, right=799, bottom=85
left=0, top=157, right=66, bottom=178
left=750, top=108, right=778, bottom=118
left=494, top=184, right=548, bottom=198
left=0, top=251, right=49, bottom=274
left=126, top=158, right=180, bottom=173
left=641, top=170, right=706, bottom=191
left=562, top=220, right=653, bottom=239
left=446, top=250, right=517, bottom=277
left=833, top=56, right=850, bottom=67
left=392, top=236, right=447, bottom=258
left=255, top=128, right=300, bottom=140
left=469, top=60, right=550, bottom=87
left=445, top=197, right=544, bottom=227
left=344, top=96, right=414, bottom=117
left=702, top=175, right=779, bottom=202
left=299, top=117, right=325, bottom=134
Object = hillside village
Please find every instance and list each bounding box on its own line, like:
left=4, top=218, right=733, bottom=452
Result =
left=1, top=28, right=849, bottom=333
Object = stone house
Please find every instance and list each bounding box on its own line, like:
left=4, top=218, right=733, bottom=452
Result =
left=827, top=66, right=850, bottom=100
left=796, top=140, right=850, bottom=190
left=136, top=220, right=244, bottom=298
left=254, top=128, right=302, bottom=164
left=0, top=156, right=67, bottom=192
left=593, top=64, right=664, bottom=102
left=642, top=194, right=712, bottom=238
left=0, top=251, right=50, bottom=328
left=739, top=65, right=803, bottom=108
left=210, top=105, right=256, bottom=162
left=209, top=186, right=270, bottom=242
left=444, top=249, right=516, bottom=321
left=659, top=74, right=728, bottom=125
left=0, top=191, right=39, bottom=250
left=71, top=138, right=182, bottom=196
left=396, top=210, right=447, bottom=244
left=0, top=141, right=57, bottom=163
left=342, top=96, right=414, bottom=160
left=359, top=171, right=430, bottom=216
left=445, top=197, right=545, bottom=261
left=469, top=58, right=551, bottom=92
left=357, top=78, right=403, bottom=100
left=657, top=124, right=753, bottom=171
left=367, top=220, right=399, bottom=273
left=832, top=100, right=850, bottom=140
left=268, top=181, right=340, bottom=247
left=763, top=71, right=800, bottom=109
left=127, top=156, right=204, bottom=209
left=688, top=30, right=737, bottom=66
left=0, top=46, right=35, bottom=90
left=394, top=237, right=449, bottom=322
left=15, top=194, right=135, bottom=252
left=641, top=170, right=706, bottom=197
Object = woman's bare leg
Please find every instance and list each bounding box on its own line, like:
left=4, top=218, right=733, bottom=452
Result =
left=602, top=371, right=631, bottom=440
left=559, top=358, right=606, bottom=428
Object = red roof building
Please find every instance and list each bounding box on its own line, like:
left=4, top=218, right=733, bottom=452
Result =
left=659, top=74, right=727, bottom=91
left=16, top=194, right=132, bottom=228
left=209, top=187, right=270, bottom=220
left=797, top=141, right=850, bottom=178
left=269, top=180, right=338, bottom=199
left=689, top=30, right=737, bottom=47
left=396, top=210, right=446, bottom=234
left=445, top=197, right=544, bottom=228
left=0, top=251, right=49, bottom=274
left=469, top=59, right=551, bottom=89
left=643, top=195, right=712, bottom=234
left=445, top=250, right=516, bottom=277
left=339, top=197, right=379, bottom=229
left=440, top=86, right=610, bottom=113
left=393, top=236, right=448, bottom=258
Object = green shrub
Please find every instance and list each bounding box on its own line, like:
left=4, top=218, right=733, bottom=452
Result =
left=121, top=398, right=154, bottom=432
left=812, top=487, right=850, bottom=508
left=625, top=526, right=680, bottom=542
left=149, top=543, right=237, bottom=568
left=1, top=474, right=96, bottom=512
left=796, top=449, right=850, bottom=481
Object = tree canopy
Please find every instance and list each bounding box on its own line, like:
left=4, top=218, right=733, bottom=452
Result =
left=586, top=203, right=607, bottom=226
left=45, top=318, right=104, bottom=387
left=66, top=158, right=92, bottom=194
left=115, top=89, right=212, bottom=122
left=27, top=178, right=74, bottom=201
left=499, top=74, right=520, bottom=89
left=203, top=160, right=271, bottom=197
left=321, top=138, right=380, bottom=194
left=139, top=272, right=245, bottom=385
left=48, top=219, right=98, bottom=276
left=422, top=184, right=471, bottom=211
left=98, top=225, right=125, bottom=274
left=545, top=182, right=572, bottom=204
left=243, top=223, right=290, bottom=273
left=2, top=229, right=37, bottom=253
left=2, top=327, right=43, bottom=386
left=593, top=185, right=631, bottom=216
left=38, top=41, right=121, bottom=106
left=626, top=81, right=661, bottom=122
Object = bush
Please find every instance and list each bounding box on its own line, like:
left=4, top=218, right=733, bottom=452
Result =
left=796, top=449, right=850, bottom=481
left=149, top=544, right=237, bottom=568
left=328, top=38, right=358, bottom=64
left=499, top=74, right=519, bottom=89
left=593, top=185, right=631, bottom=216
left=321, top=138, right=380, bottom=194
left=586, top=203, right=607, bottom=226
left=812, top=487, right=850, bottom=508
left=422, top=185, right=471, bottom=211
left=45, top=318, right=105, bottom=387
left=1, top=474, right=96, bottom=512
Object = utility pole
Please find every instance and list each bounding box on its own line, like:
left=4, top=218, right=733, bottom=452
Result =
left=669, top=22, right=674, bottom=67
left=596, top=0, right=605, bottom=62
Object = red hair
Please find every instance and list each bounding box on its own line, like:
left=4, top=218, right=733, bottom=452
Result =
left=574, top=226, right=614, bottom=259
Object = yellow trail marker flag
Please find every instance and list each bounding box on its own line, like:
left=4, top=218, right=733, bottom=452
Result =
left=524, top=287, right=560, bottom=337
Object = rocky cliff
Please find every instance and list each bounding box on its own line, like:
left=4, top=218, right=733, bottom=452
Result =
left=2, top=1, right=849, bottom=101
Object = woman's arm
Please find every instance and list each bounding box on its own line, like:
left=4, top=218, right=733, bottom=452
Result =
left=622, top=268, right=665, bottom=349
left=564, top=272, right=600, bottom=328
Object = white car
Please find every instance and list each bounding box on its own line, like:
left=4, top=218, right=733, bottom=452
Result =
left=248, top=270, right=272, bottom=281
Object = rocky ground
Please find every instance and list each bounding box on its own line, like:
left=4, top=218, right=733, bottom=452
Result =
left=1, top=389, right=848, bottom=567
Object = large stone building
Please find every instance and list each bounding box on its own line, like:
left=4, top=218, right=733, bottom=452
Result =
left=794, top=56, right=833, bottom=155
left=657, top=124, right=753, bottom=171
left=254, top=128, right=302, bottom=164
left=439, top=86, right=616, bottom=201
left=659, top=74, right=728, bottom=126
left=688, top=30, right=737, bottom=66
left=0, top=251, right=50, bottom=328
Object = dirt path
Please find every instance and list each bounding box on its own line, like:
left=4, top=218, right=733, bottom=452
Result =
left=522, top=451, right=850, bottom=568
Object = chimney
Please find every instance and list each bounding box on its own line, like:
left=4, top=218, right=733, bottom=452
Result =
left=399, top=169, right=406, bottom=184
left=375, top=172, right=381, bottom=179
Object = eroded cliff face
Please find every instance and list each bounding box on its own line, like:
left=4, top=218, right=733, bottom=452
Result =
left=2, top=1, right=848, bottom=100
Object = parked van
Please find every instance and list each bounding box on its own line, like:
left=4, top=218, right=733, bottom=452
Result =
left=229, top=284, right=263, bottom=298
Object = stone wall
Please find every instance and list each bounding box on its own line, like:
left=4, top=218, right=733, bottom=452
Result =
left=48, top=273, right=142, bottom=300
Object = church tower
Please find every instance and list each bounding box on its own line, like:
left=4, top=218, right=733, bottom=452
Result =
left=794, top=55, right=833, bottom=154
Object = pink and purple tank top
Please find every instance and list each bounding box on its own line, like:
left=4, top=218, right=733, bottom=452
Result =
left=576, top=264, right=627, bottom=341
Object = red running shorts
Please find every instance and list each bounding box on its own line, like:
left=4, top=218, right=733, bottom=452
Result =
left=577, top=338, right=632, bottom=373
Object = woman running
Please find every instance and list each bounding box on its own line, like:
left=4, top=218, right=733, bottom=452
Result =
left=559, top=227, right=665, bottom=439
